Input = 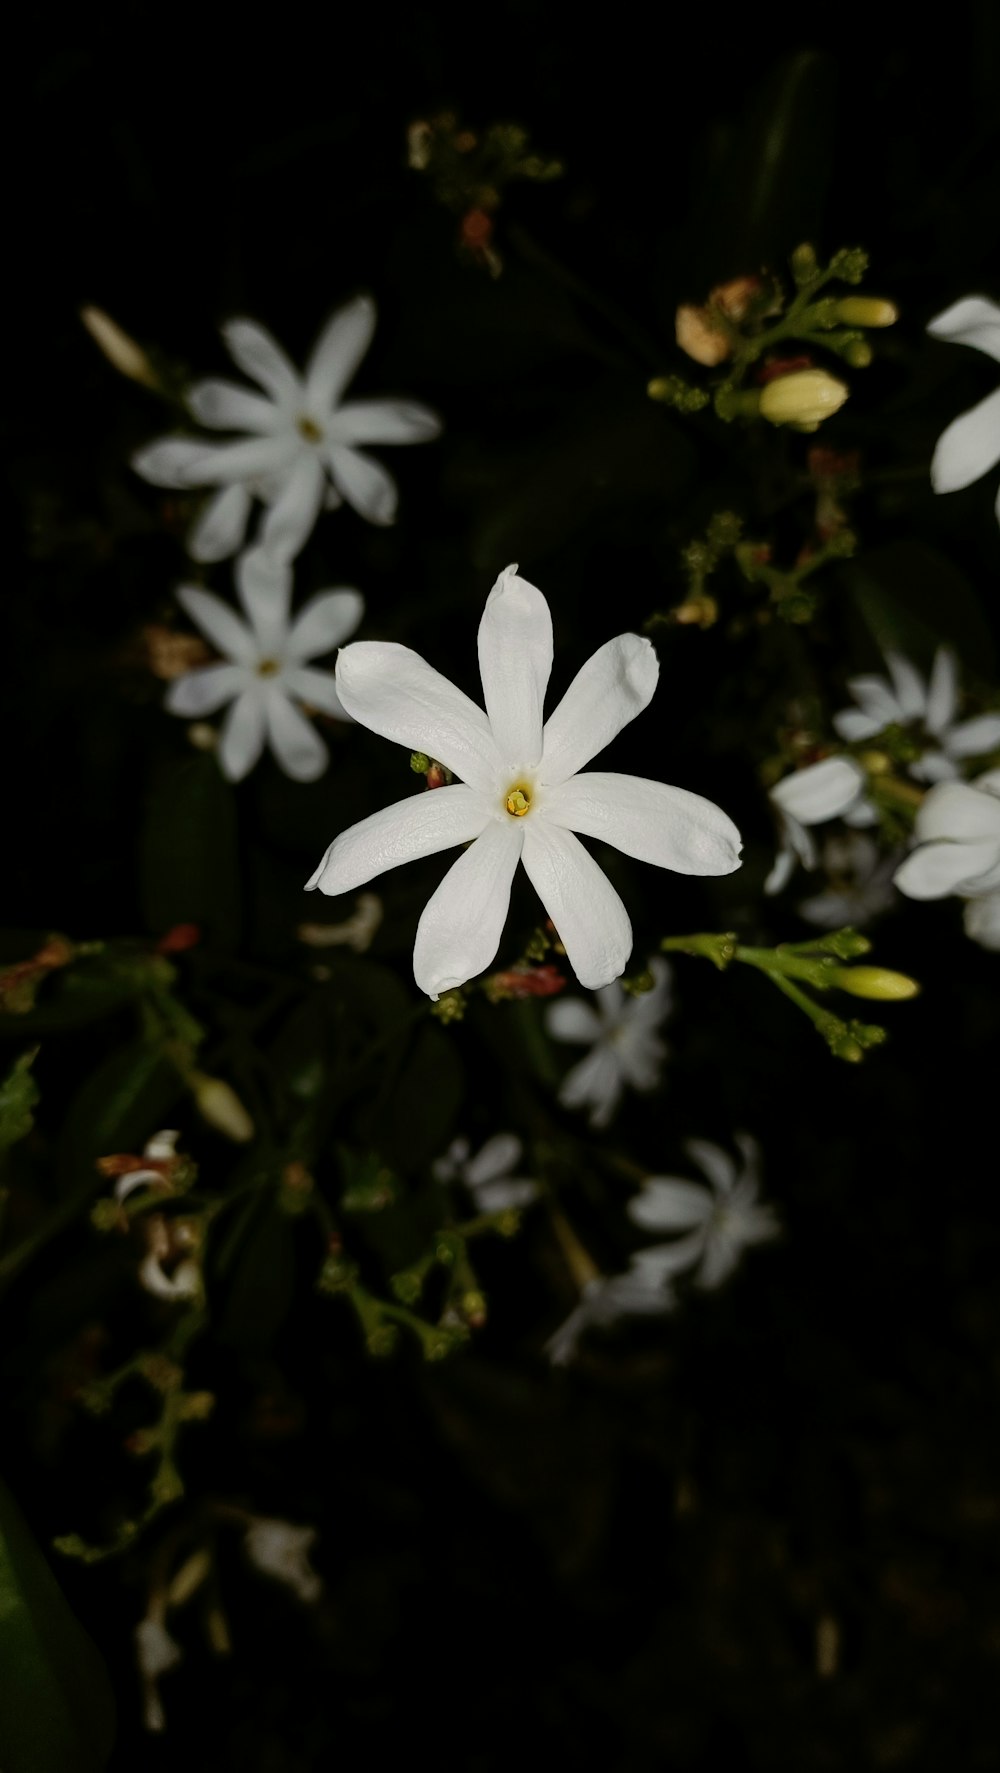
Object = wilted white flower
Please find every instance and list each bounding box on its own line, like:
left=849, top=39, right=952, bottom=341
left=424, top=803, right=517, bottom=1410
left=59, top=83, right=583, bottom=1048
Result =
left=894, top=769, right=1000, bottom=907
left=833, top=646, right=1000, bottom=783
left=766, top=755, right=874, bottom=895
left=432, top=1133, right=538, bottom=1212
left=113, top=1130, right=181, bottom=1203
left=627, top=1134, right=779, bottom=1290
left=166, top=548, right=362, bottom=782
left=132, top=298, right=441, bottom=562
left=138, top=1217, right=201, bottom=1303
left=544, top=956, right=672, bottom=1129
left=927, top=296, right=1000, bottom=519
left=244, top=1519, right=322, bottom=1604
left=798, top=831, right=898, bottom=928
left=135, top=1614, right=182, bottom=1733
left=545, top=1257, right=678, bottom=1366
left=307, top=567, right=742, bottom=998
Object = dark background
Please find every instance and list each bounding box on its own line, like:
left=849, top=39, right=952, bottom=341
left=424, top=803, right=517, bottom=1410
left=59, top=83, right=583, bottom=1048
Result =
left=5, top=5, right=1000, bottom=1768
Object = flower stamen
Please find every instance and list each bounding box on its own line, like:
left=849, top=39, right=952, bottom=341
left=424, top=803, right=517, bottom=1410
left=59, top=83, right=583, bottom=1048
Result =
left=297, top=415, right=324, bottom=444
left=257, top=658, right=281, bottom=677
left=505, top=786, right=531, bottom=817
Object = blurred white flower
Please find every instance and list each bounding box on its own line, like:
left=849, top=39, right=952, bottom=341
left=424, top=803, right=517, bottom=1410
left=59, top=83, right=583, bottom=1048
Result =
left=544, top=956, right=672, bottom=1129
left=433, top=1133, right=538, bottom=1212
left=135, top=1615, right=182, bottom=1733
left=627, top=1134, right=779, bottom=1290
left=894, top=768, right=1000, bottom=904
left=798, top=832, right=898, bottom=928
left=545, top=1256, right=678, bottom=1366
left=833, top=646, right=1000, bottom=783
left=132, top=298, right=441, bottom=561
left=244, top=1519, right=322, bottom=1603
left=166, top=548, right=362, bottom=782
left=927, top=296, right=1000, bottom=519
left=766, top=755, right=874, bottom=895
left=307, top=567, right=742, bottom=998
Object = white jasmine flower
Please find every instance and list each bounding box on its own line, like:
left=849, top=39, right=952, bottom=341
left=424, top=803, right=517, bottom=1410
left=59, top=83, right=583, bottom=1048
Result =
left=132, top=298, right=441, bottom=562
left=166, top=548, right=362, bottom=782
left=798, top=832, right=898, bottom=928
left=833, top=646, right=1000, bottom=783
left=244, top=1519, right=322, bottom=1604
left=544, top=956, right=672, bottom=1129
left=627, top=1134, right=779, bottom=1290
left=894, top=768, right=1000, bottom=902
left=765, top=755, right=874, bottom=895
left=135, top=1614, right=182, bottom=1733
left=545, top=1257, right=678, bottom=1366
left=927, top=296, right=1000, bottom=518
left=307, top=567, right=742, bottom=998
left=432, top=1133, right=538, bottom=1212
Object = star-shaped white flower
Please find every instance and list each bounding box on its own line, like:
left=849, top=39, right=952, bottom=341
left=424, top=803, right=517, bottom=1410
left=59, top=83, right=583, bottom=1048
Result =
left=894, top=768, right=1000, bottom=902
left=166, top=548, right=362, bottom=782
left=306, top=567, right=743, bottom=998
left=545, top=1258, right=678, bottom=1366
left=833, top=646, right=1000, bottom=783
left=132, top=299, right=441, bottom=562
left=544, top=955, right=672, bottom=1129
left=627, top=1134, right=779, bottom=1290
left=798, top=832, right=898, bottom=929
left=244, top=1519, right=322, bottom=1604
left=432, top=1133, right=538, bottom=1212
left=765, top=755, right=874, bottom=895
left=927, top=296, right=1000, bottom=519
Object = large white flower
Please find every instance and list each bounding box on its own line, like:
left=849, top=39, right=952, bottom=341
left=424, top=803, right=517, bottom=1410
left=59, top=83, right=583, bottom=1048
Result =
left=894, top=768, right=1000, bottom=901
left=545, top=1257, right=678, bottom=1366
left=833, top=646, right=1000, bottom=783
left=132, top=299, right=441, bottom=562
left=432, top=1133, right=538, bottom=1212
left=765, top=755, right=874, bottom=895
left=927, top=296, right=1000, bottom=518
left=306, top=568, right=743, bottom=998
left=627, top=1134, right=779, bottom=1290
left=544, top=955, right=672, bottom=1129
left=166, top=548, right=362, bottom=782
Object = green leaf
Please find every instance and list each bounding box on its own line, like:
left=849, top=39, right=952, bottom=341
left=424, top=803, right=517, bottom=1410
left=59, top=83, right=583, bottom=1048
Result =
left=140, top=751, right=241, bottom=949
left=56, top=1044, right=184, bottom=1197
left=0, top=1474, right=115, bottom=1773
left=0, top=1049, right=40, bottom=1150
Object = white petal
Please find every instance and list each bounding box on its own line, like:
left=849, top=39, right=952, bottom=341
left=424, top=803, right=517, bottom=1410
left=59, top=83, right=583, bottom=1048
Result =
left=165, top=663, right=243, bottom=717
left=464, top=1133, right=523, bottom=1188
left=685, top=1138, right=737, bottom=1194
left=925, top=647, right=960, bottom=736
left=628, top=1179, right=711, bottom=1231
left=188, top=434, right=299, bottom=485
left=540, top=633, right=659, bottom=785
left=930, top=386, right=1000, bottom=494
left=770, top=757, right=864, bottom=824
left=909, top=750, right=958, bottom=784
left=306, top=785, right=491, bottom=895
left=884, top=652, right=927, bottom=721
left=614, top=1026, right=666, bottom=1092
left=176, top=586, right=255, bottom=665
left=131, top=436, right=212, bottom=488
left=975, top=767, right=1000, bottom=798
left=927, top=295, right=1000, bottom=362
left=334, top=641, right=502, bottom=793
left=521, top=821, right=632, bottom=989
left=963, top=892, right=1000, bottom=950
left=894, top=838, right=1000, bottom=899
left=287, top=590, right=364, bottom=661
left=222, top=318, right=302, bottom=404
left=733, top=1131, right=762, bottom=1188
left=696, top=1232, right=743, bottom=1291
left=557, top=1046, right=623, bottom=1128
left=944, top=713, right=1000, bottom=758
left=632, top=957, right=674, bottom=1024
left=413, top=820, right=524, bottom=998
left=843, top=798, right=879, bottom=828
left=218, top=689, right=267, bottom=781
left=543, top=772, right=742, bottom=877
left=263, top=690, right=327, bottom=781
left=235, top=547, right=293, bottom=656
left=544, top=997, right=604, bottom=1045
left=189, top=483, right=253, bottom=562
left=259, top=453, right=326, bottom=562
left=305, top=296, right=377, bottom=412
left=832, top=707, right=882, bottom=743
left=330, top=397, right=441, bottom=445
left=477, top=565, right=553, bottom=770
left=470, top=1178, right=538, bottom=1212
left=632, top=1232, right=707, bottom=1279
left=186, top=379, right=279, bottom=432
left=764, top=840, right=797, bottom=897
left=844, top=673, right=899, bottom=726
left=326, top=445, right=398, bottom=526
left=284, top=666, right=347, bottom=719
left=914, top=780, right=1000, bottom=843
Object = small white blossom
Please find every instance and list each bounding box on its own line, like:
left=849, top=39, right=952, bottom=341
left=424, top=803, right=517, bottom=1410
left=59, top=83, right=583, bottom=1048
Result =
left=798, top=831, right=898, bottom=928
left=432, top=1133, right=538, bottom=1212
left=545, top=1257, right=678, bottom=1366
left=244, top=1519, right=322, bottom=1604
left=766, top=755, right=874, bottom=895
left=132, top=299, right=441, bottom=561
left=833, top=646, right=1000, bottom=783
left=307, top=567, right=742, bottom=998
left=627, top=1134, right=779, bottom=1290
left=166, top=548, right=362, bottom=782
left=544, top=956, right=672, bottom=1129
left=894, top=768, right=1000, bottom=909
left=927, top=296, right=1000, bottom=523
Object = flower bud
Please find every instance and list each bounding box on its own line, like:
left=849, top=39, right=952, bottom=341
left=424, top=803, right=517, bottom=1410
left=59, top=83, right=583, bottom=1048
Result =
left=833, top=296, right=898, bottom=328
left=759, top=369, right=849, bottom=428
left=190, top=1073, right=254, bottom=1142
left=831, top=966, right=920, bottom=1001
left=790, top=243, right=819, bottom=284
left=80, top=307, right=160, bottom=389
left=675, top=304, right=731, bottom=367
left=843, top=339, right=873, bottom=368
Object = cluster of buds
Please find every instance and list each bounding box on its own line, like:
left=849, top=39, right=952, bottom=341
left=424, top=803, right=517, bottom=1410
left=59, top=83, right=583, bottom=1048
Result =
left=406, top=112, right=562, bottom=277
left=675, top=274, right=782, bottom=367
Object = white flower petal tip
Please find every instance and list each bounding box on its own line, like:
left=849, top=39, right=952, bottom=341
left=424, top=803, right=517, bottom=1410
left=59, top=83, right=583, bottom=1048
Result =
left=436, top=1131, right=538, bottom=1213
left=925, top=298, right=1000, bottom=507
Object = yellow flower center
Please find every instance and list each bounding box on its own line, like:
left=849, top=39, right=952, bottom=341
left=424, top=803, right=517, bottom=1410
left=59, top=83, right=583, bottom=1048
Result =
left=297, top=415, right=324, bottom=444
left=257, top=658, right=281, bottom=677
left=505, top=786, right=532, bottom=817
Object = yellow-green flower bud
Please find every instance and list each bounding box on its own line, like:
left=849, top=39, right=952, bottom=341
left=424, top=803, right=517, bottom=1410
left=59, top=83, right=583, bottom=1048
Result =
left=80, top=306, right=160, bottom=389
left=832, top=967, right=920, bottom=1001
left=834, top=297, right=898, bottom=328
left=190, top=1073, right=255, bottom=1143
left=759, top=370, right=849, bottom=428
